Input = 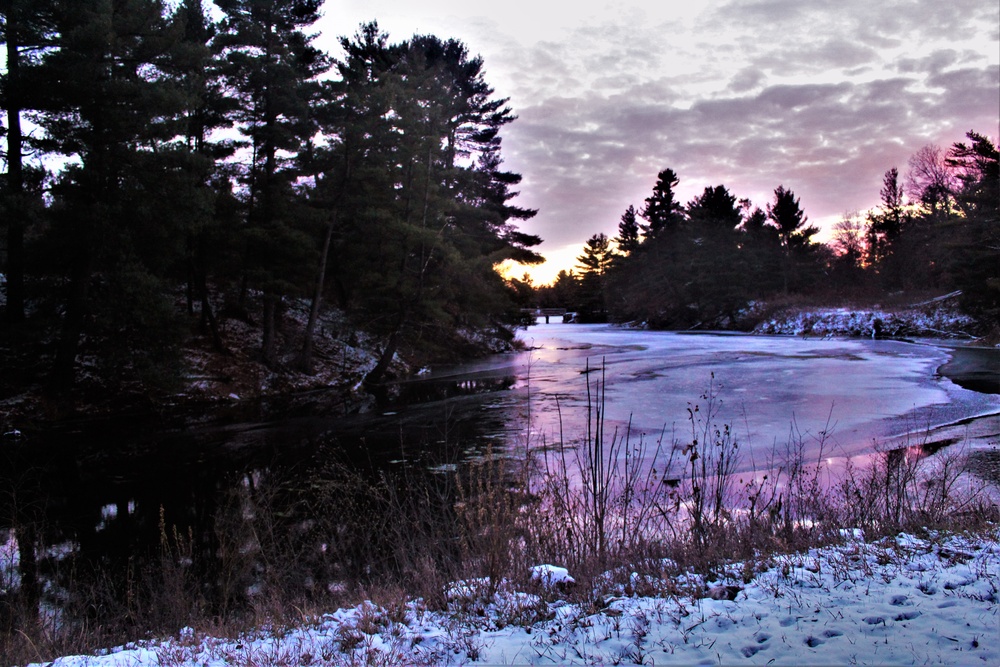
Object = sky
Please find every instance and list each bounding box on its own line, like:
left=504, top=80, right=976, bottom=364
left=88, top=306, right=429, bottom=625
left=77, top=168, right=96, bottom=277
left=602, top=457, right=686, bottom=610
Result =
left=316, top=1, right=1000, bottom=284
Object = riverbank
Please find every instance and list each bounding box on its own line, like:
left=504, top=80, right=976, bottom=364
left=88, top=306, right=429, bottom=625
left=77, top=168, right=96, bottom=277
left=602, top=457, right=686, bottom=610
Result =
left=25, top=527, right=1000, bottom=667
left=10, top=414, right=1000, bottom=666
left=0, top=297, right=520, bottom=436
left=750, top=299, right=984, bottom=340
left=4, top=320, right=999, bottom=665
left=939, top=345, right=1000, bottom=394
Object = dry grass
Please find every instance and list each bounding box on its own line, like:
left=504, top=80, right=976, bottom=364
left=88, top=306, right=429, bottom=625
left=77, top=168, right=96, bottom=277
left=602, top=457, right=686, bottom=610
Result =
left=3, top=375, right=997, bottom=665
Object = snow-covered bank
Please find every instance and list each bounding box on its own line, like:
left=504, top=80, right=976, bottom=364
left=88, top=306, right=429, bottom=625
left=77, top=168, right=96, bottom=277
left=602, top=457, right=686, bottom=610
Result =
left=31, top=529, right=999, bottom=666
left=752, top=303, right=980, bottom=340
left=0, top=296, right=519, bottom=431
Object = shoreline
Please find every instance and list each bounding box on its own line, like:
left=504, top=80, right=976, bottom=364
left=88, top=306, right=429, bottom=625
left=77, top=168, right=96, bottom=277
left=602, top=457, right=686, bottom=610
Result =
left=937, top=344, right=1000, bottom=394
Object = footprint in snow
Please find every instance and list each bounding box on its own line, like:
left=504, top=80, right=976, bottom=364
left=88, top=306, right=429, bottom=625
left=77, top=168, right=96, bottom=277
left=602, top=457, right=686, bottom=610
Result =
left=889, top=595, right=910, bottom=606
left=863, top=616, right=886, bottom=625
left=804, top=636, right=824, bottom=647
left=822, top=629, right=843, bottom=638
left=944, top=577, right=974, bottom=590
left=894, top=610, right=921, bottom=621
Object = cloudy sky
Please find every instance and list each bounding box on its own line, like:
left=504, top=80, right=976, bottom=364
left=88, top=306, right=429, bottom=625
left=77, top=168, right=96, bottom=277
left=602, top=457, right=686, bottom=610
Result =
left=318, top=0, right=999, bottom=284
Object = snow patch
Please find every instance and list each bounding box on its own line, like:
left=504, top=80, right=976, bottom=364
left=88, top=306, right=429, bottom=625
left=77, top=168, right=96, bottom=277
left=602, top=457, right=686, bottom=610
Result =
left=755, top=305, right=978, bottom=338
left=28, top=529, right=1000, bottom=667
left=530, top=564, right=575, bottom=588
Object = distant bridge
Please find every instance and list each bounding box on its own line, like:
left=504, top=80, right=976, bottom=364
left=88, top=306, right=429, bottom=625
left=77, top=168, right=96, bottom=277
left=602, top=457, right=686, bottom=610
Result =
left=521, top=307, right=567, bottom=323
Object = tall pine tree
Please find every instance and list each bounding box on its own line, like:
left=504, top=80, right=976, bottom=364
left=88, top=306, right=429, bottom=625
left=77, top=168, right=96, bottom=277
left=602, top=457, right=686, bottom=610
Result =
left=37, top=0, right=189, bottom=388
left=215, top=0, right=330, bottom=365
left=767, top=185, right=819, bottom=294
left=0, top=0, right=58, bottom=323
left=640, top=168, right=684, bottom=239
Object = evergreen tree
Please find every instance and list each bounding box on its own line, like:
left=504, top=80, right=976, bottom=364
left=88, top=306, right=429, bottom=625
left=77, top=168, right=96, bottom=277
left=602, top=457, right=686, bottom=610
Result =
left=605, top=169, right=688, bottom=326
left=215, top=0, right=330, bottom=365
left=535, top=269, right=579, bottom=311
left=739, top=205, right=783, bottom=297
left=576, top=233, right=613, bottom=277
left=614, top=204, right=640, bottom=255
left=945, top=131, right=1000, bottom=322
left=321, top=25, right=540, bottom=384
left=686, top=185, right=743, bottom=231
left=0, top=0, right=58, bottom=323
left=158, top=0, right=238, bottom=352
left=767, top=185, right=819, bottom=294
left=574, top=233, right=613, bottom=322
left=866, top=167, right=907, bottom=268
left=684, top=185, right=746, bottom=322
left=640, top=168, right=684, bottom=239
left=36, top=0, right=190, bottom=389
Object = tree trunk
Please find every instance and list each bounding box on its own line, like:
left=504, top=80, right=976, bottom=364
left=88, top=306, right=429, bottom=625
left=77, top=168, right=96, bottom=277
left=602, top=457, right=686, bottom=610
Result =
left=364, top=328, right=402, bottom=389
left=185, top=257, right=196, bottom=316
left=4, top=30, right=26, bottom=323
left=15, top=521, right=39, bottom=626
left=298, top=210, right=337, bottom=374
left=261, top=292, right=278, bottom=367
left=197, top=271, right=226, bottom=353
left=49, top=253, right=91, bottom=391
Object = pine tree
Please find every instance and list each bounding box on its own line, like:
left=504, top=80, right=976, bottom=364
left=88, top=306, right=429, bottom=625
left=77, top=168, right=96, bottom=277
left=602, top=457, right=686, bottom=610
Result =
left=163, top=0, right=236, bottom=352
left=684, top=185, right=745, bottom=322
left=615, top=205, right=640, bottom=255
left=740, top=205, right=783, bottom=297
left=576, top=233, right=613, bottom=277
left=215, top=0, right=330, bottom=366
left=0, top=0, right=58, bottom=323
left=866, top=167, right=906, bottom=266
left=322, top=26, right=540, bottom=385
left=640, top=168, right=684, bottom=239
left=686, top=185, right=742, bottom=231
left=946, top=131, right=1000, bottom=322
left=767, top=185, right=819, bottom=294
left=574, top=233, right=612, bottom=322
left=36, top=0, right=190, bottom=389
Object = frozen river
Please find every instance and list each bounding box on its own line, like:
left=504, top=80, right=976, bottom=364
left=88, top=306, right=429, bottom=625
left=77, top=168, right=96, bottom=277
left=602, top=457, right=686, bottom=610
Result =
left=419, top=323, right=1000, bottom=472
left=4, top=323, right=996, bottom=608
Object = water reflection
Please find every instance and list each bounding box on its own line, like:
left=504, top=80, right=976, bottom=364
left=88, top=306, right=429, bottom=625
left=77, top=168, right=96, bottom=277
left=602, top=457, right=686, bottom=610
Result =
left=2, top=325, right=997, bottom=630
left=0, top=371, right=521, bottom=630
left=514, top=324, right=999, bottom=469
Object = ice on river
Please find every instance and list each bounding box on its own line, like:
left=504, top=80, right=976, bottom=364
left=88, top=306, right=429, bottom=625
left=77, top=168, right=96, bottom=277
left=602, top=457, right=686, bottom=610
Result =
left=512, top=324, right=999, bottom=467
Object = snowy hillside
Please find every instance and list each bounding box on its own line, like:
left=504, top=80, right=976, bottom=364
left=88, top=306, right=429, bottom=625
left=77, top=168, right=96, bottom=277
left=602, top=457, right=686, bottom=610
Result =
left=753, top=304, right=979, bottom=339
left=32, top=529, right=999, bottom=666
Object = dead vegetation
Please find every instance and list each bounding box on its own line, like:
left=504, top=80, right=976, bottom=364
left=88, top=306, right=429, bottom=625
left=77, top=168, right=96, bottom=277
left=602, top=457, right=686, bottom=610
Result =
left=2, top=372, right=998, bottom=665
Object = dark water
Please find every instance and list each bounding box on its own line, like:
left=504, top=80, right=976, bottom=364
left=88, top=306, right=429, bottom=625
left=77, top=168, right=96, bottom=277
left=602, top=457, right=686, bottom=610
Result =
left=940, top=345, right=1000, bottom=394
left=0, top=372, right=528, bottom=628
left=1, top=330, right=997, bottom=622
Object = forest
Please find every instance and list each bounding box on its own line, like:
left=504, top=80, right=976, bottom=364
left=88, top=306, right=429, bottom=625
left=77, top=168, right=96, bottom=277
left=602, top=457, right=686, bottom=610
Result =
left=528, top=133, right=999, bottom=331
left=2, top=1, right=998, bottom=409
left=0, top=0, right=542, bottom=398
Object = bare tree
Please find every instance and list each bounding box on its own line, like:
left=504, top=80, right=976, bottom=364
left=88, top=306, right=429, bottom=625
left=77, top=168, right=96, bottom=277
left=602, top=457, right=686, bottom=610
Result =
left=905, top=145, right=957, bottom=217
left=832, top=211, right=867, bottom=265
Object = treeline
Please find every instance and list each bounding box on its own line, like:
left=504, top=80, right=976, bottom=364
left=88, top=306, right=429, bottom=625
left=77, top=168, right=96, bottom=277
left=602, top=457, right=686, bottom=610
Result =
left=0, top=1, right=542, bottom=392
left=530, top=132, right=998, bottom=329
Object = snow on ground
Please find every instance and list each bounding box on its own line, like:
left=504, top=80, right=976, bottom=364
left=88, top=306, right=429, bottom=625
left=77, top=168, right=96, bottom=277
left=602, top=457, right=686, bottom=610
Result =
left=33, top=530, right=999, bottom=666
left=754, top=306, right=979, bottom=339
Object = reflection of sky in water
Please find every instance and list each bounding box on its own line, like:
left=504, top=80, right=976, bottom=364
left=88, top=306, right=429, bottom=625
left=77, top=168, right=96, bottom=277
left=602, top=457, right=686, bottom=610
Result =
left=506, top=324, right=999, bottom=469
